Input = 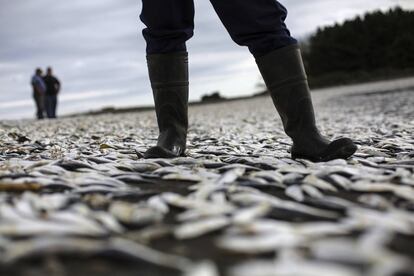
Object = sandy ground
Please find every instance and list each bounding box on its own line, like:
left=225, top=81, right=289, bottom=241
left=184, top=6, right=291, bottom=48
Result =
left=0, top=82, right=413, bottom=276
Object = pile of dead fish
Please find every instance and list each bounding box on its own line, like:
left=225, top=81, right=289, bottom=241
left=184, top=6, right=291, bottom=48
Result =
left=0, top=89, right=413, bottom=276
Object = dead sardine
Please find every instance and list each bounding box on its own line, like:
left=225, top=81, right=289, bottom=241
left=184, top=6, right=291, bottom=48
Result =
left=174, top=216, right=230, bottom=240
left=303, top=175, right=338, bottom=192
left=109, top=201, right=163, bottom=226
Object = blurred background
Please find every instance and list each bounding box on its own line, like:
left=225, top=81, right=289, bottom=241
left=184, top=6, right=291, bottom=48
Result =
left=0, top=0, right=413, bottom=120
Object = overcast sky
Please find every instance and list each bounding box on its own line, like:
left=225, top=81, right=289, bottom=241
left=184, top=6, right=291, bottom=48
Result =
left=0, top=0, right=413, bottom=119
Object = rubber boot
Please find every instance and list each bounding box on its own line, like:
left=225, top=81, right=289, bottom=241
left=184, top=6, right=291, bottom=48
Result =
left=256, top=45, right=357, bottom=162
left=144, top=52, right=189, bottom=159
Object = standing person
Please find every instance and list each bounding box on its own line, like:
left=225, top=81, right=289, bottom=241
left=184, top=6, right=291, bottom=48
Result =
left=43, top=67, right=61, bottom=119
left=140, top=1, right=357, bottom=162
left=31, top=68, right=46, bottom=120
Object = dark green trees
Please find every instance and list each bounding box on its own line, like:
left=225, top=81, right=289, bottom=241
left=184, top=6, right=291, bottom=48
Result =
left=303, top=7, right=414, bottom=87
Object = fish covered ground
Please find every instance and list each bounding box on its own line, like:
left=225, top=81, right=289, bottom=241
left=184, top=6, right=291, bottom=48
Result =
left=0, top=85, right=414, bottom=276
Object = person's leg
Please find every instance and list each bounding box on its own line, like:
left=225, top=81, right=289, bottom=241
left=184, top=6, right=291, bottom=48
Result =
left=34, top=94, right=41, bottom=119
left=45, top=95, right=52, bottom=118
left=51, top=95, right=57, bottom=118
left=140, top=0, right=195, bottom=54
left=40, top=94, right=46, bottom=119
left=34, top=93, right=44, bottom=119
left=210, top=0, right=357, bottom=161
left=140, top=0, right=194, bottom=158
left=209, top=0, right=297, bottom=57
left=256, top=46, right=357, bottom=161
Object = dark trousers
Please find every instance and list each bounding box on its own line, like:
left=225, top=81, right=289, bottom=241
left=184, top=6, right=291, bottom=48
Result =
left=45, top=95, right=58, bottom=119
left=140, top=0, right=297, bottom=58
left=33, top=93, right=45, bottom=120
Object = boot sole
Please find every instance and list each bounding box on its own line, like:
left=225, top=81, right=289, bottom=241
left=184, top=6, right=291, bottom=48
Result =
left=143, top=146, right=186, bottom=159
left=320, top=143, right=358, bottom=162
left=292, top=139, right=358, bottom=162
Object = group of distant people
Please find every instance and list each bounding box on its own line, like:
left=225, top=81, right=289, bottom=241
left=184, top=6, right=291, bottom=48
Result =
left=31, top=67, right=61, bottom=119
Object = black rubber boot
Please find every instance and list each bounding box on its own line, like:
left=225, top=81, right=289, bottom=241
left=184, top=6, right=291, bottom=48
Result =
left=144, top=52, right=189, bottom=159
left=256, top=45, right=357, bottom=162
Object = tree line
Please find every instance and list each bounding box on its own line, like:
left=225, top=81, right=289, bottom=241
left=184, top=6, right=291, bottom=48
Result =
left=302, top=7, right=414, bottom=88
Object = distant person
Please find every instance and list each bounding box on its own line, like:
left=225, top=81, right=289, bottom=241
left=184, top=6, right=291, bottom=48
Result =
left=43, top=67, right=61, bottom=119
left=140, top=0, right=357, bottom=162
left=31, top=68, right=46, bottom=119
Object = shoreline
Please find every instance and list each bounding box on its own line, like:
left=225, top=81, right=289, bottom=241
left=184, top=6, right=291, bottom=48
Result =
left=66, top=75, right=414, bottom=118
left=1, top=76, right=413, bottom=122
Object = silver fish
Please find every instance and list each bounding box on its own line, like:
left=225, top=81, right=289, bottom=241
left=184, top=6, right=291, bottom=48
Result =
left=302, top=184, right=324, bottom=199
left=109, top=201, right=163, bottom=226
left=230, top=192, right=338, bottom=219
left=285, top=185, right=305, bottom=202
left=304, top=175, right=338, bottom=192
left=174, top=216, right=230, bottom=240
left=217, top=232, right=305, bottom=254
left=329, top=174, right=352, bottom=190
left=229, top=255, right=360, bottom=276
left=232, top=203, right=272, bottom=225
